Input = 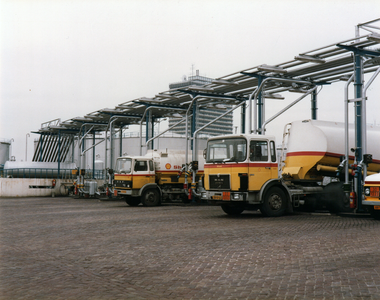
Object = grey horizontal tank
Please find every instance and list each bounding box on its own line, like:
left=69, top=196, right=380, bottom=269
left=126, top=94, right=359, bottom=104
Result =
left=3, top=161, right=77, bottom=178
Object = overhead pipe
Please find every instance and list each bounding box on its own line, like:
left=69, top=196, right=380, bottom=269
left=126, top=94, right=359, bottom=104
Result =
left=105, top=116, right=136, bottom=170
left=78, top=125, right=94, bottom=171
left=139, top=106, right=186, bottom=155
left=185, top=94, right=243, bottom=193
left=344, top=73, right=355, bottom=186
left=191, top=100, right=247, bottom=196
left=261, top=86, right=318, bottom=133
left=185, top=95, right=238, bottom=168
left=252, top=77, right=313, bottom=134
left=145, top=117, right=186, bottom=149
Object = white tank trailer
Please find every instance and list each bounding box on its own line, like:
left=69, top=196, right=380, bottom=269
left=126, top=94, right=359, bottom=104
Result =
left=282, top=120, right=380, bottom=180
left=145, top=149, right=205, bottom=172
left=281, top=120, right=380, bottom=213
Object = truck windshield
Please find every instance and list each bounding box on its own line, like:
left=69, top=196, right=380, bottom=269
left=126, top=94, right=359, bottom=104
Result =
left=206, top=138, right=247, bottom=163
left=115, top=158, right=132, bottom=174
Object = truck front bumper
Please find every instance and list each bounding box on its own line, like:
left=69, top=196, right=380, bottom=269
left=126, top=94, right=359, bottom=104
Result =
left=201, top=191, right=247, bottom=202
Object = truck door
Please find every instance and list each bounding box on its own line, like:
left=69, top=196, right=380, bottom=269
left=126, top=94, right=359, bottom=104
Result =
left=132, top=159, right=155, bottom=189
left=249, top=140, right=276, bottom=191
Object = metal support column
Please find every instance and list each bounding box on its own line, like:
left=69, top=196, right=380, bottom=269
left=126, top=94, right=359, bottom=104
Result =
left=151, top=118, right=155, bottom=150
left=72, top=136, right=75, bottom=163
left=145, top=110, right=151, bottom=150
left=354, top=53, right=364, bottom=212
left=93, top=132, right=96, bottom=179
left=119, top=127, right=123, bottom=157
left=311, top=89, right=317, bottom=120
left=191, top=99, right=197, bottom=150
left=241, top=102, right=246, bottom=134
left=257, top=76, right=263, bottom=134
left=81, top=127, right=85, bottom=171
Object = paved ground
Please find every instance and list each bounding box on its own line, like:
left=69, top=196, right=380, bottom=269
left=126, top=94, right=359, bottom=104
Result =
left=1, top=197, right=380, bottom=300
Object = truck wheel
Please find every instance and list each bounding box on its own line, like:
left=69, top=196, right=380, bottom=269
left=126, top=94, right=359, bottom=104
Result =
left=260, top=187, right=287, bottom=217
left=221, top=204, right=244, bottom=215
left=141, top=189, right=160, bottom=207
left=370, top=208, right=380, bottom=220
left=125, top=197, right=141, bottom=207
left=324, top=182, right=352, bottom=213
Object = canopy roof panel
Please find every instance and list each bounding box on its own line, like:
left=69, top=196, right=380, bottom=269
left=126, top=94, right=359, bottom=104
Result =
left=35, top=22, right=380, bottom=136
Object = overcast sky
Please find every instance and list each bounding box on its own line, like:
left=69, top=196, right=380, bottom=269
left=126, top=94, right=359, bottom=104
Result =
left=1, top=0, right=380, bottom=161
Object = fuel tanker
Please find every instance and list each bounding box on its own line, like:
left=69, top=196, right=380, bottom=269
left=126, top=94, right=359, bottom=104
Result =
left=112, top=149, right=204, bottom=206
left=201, top=119, right=380, bottom=217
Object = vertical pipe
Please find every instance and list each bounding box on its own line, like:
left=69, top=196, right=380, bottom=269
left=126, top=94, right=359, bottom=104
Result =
left=354, top=53, right=363, bottom=212
left=344, top=74, right=355, bottom=185
left=311, top=89, right=317, bottom=120
left=151, top=117, right=154, bottom=150
left=110, top=121, right=113, bottom=169
left=191, top=100, right=197, bottom=150
left=139, top=118, right=143, bottom=156
left=93, top=132, right=96, bottom=179
left=257, top=76, right=263, bottom=134
left=119, top=127, right=123, bottom=157
left=71, top=135, right=74, bottom=163
left=241, top=102, right=246, bottom=134
left=81, top=127, right=85, bottom=171
left=145, top=110, right=150, bottom=150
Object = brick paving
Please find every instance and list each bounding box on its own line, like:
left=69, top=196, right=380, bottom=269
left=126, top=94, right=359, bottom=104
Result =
left=1, top=197, right=380, bottom=299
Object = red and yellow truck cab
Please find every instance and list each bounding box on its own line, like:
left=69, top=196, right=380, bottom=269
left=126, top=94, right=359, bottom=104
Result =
left=113, top=150, right=204, bottom=207
left=201, top=134, right=285, bottom=216
left=363, top=173, right=380, bottom=220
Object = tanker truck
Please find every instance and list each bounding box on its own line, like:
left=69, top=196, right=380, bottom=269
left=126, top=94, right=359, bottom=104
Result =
left=201, top=119, right=380, bottom=217
left=112, top=149, right=204, bottom=206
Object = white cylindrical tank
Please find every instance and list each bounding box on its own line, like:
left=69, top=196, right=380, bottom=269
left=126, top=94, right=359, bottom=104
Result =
left=283, top=120, right=380, bottom=180
left=145, top=149, right=204, bottom=172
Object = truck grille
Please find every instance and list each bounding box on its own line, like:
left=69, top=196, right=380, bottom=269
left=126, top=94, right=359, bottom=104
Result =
left=209, top=174, right=230, bottom=190
left=114, top=180, right=132, bottom=189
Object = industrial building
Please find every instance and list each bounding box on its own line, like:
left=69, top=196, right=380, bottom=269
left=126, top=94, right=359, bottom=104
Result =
left=168, top=70, right=233, bottom=136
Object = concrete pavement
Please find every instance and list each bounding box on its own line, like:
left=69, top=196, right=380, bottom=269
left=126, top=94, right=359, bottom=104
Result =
left=1, top=197, right=380, bottom=299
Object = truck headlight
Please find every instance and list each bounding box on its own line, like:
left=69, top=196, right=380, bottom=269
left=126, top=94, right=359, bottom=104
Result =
left=364, top=187, right=370, bottom=196
left=233, top=193, right=240, bottom=200
left=201, top=192, right=207, bottom=199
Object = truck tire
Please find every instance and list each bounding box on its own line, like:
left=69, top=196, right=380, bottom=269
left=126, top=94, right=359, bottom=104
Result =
left=260, top=187, right=287, bottom=217
left=141, top=189, right=160, bottom=207
left=323, top=182, right=352, bottom=213
left=125, top=197, right=141, bottom=207
left=370, top=208, right=380, bottom=220
left=221, top=204, right=244, bottom=215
